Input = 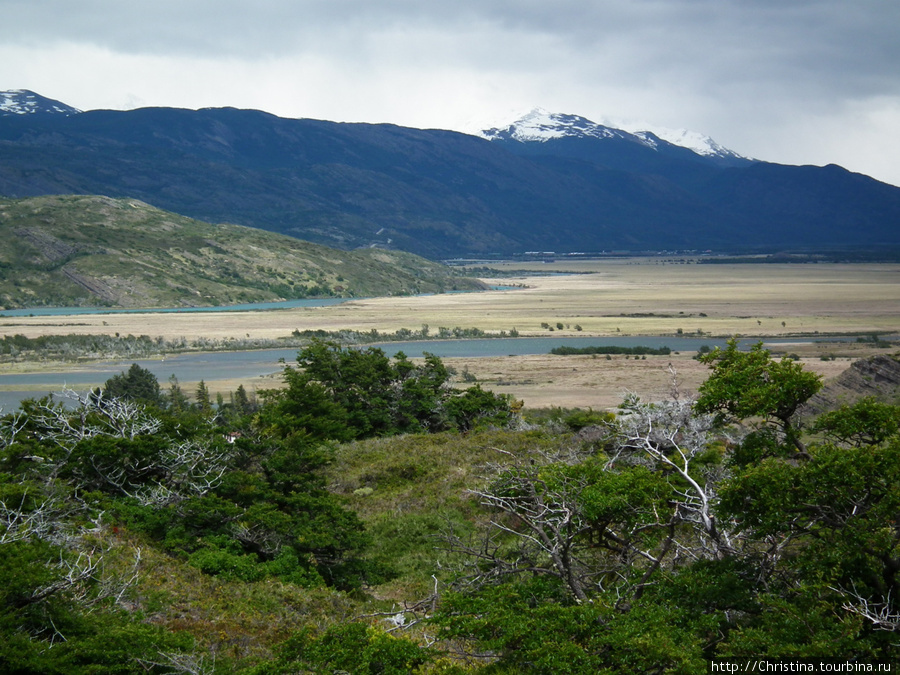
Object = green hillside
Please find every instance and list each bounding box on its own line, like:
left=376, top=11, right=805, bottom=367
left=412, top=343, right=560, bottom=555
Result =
left=2, top=344, right=899, bottom=672
left=0, top=195, right=484, bottom=309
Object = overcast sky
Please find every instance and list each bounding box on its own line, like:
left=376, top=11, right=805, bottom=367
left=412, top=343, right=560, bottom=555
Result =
left=3, top=0, right=899, bottom=186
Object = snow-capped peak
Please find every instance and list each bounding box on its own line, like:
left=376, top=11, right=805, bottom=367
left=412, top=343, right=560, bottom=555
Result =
left=480, top=108, right=637, bottom=144
left=612, top=120, right=750, bottom=161
left=0, top=89, right=81, bottom=116
left=479, top=107, right=750, bottom=162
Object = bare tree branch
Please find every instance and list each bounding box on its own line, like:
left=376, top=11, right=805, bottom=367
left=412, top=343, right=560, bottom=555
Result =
left=834, top=586, right=900, bottom=632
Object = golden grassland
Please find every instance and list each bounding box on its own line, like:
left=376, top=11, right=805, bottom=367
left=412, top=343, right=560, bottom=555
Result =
left=438, top=351, right=855, bottom=410
left=1, top=260, right=898, bottom=409
left=2, top=260, right=898, bottom=341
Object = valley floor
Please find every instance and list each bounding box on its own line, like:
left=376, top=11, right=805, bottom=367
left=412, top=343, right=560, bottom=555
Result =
left=1, top=260, right=897, bottom=410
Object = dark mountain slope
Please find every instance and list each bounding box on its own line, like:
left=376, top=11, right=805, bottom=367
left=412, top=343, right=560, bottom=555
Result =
left=695, top=162, right=900, bottom=247
left=1, top=104, right=898, bottom=257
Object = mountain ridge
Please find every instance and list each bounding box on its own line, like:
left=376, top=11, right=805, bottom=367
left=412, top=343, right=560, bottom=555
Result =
left=1, top=91, right=898, bottom=258
left=479, top=107, right=752, bottom=166
left=0, top=89, right=82, bottom=116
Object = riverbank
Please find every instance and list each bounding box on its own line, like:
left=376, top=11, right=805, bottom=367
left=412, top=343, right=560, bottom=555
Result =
left=0, top=335, right=889, bottom=412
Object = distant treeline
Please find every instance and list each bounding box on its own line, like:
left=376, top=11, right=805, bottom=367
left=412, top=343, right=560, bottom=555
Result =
left=550, top=344, right=672, bottom=356
left=0, top=325, right=522, bottom=362
left=699, top=251, right=900, bottom=264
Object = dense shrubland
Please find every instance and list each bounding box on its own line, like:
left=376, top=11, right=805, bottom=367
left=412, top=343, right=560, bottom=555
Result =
left=1, top=339, right=898, bottom=673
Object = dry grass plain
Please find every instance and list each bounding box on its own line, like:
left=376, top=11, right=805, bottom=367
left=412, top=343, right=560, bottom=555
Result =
left=2, top=260, right=898, bottom=410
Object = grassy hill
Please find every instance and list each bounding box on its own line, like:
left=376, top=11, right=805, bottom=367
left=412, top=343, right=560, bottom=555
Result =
left=0, top=195, right=484, bottom=309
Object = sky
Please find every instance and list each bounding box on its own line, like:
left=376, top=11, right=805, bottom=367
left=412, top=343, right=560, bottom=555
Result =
left=2, top=0, right=899, bottom=186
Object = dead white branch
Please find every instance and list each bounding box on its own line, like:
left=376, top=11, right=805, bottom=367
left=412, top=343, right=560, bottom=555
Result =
left=136, top=650, right=215, bottom=675
left=612, top=397, right=731, bottom=555
left=0, top=491, right=62, bottom=544
left=835, top=586, right=900, bottom=632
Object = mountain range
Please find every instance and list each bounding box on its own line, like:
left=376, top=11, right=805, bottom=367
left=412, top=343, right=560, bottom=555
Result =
left=1, top=89, right=898, bottom=258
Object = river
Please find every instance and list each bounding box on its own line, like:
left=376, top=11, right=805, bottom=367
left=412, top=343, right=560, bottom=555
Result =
left=0, top=335, right=846, bottom=410
left=0, top=297, right=351, bottom=317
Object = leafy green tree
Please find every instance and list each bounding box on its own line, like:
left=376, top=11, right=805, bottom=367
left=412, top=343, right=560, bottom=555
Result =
left=716, top=439, right=900, bottom=655
left=260, top=368, right=352, bottom=442
left=267, top=340, right=512, bottom=439
left=437, top=348, right=899, bottom=666
left=295, top=340, right=397, bottom=437
left=232, top=384, right=254, bottom=416
left=433, top=579, right=707, bottom=674
left=103, top=363, right=163, bottom=407
left=810, top=396, right=900, bottom=447
left=392, top=352, right=453, bottom=433
left=445, top=384, right=513, bottom=432
left=696, top=339, right=822, bottom=456
left=252, top=623, right=433, bottom=675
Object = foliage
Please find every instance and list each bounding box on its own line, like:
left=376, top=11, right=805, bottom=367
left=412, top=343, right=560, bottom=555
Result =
left=3, top=338, right=899, bottom=671
left=719, top=439, right=900, bottom=619
left=445, top=384, right=516, bottom=432
left=696, top=338, right=823, bottom=454
left=249, top=623, right=434, bottom=674
left=263, top=340, right=515, bottom=439
left=0, top=325, right=523, bottom=364
left=0, top=385, right=380, bottom=671
left=434, top=580, right=707, bottom=674
left=432, top=343, right=900, bottom=669
left=0, top=344, right=532, bottom=671
left=810, top=396, right=900, bottom=447
left=560, top=407, right=616, bottom=432
left=103, top=363, right=164, bottom=407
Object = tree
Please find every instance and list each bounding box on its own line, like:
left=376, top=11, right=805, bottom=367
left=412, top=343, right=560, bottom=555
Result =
left=445, top=384, right=514, bottom=432
left=391, top=352, right=453, bottom=433
left=232, top=384, right=254, bottom=416
left=695, top=339, right=822, bottom=456
left=103, top=363, right=163, bottom=408
left=195, top=380, right=212, bottom=414
left=447, top=396, right=724, bottom=606
left=810, top=396, right=900, bottom=447
left=260, top=366, right=353, bottom=442
left=0, top=389, right=204, bottom=672
left=436, top=349, right=899, bottom=665
left=450, top=454, right=672, bottom=604
left=296, top=340, right=397, bottom=437
left=166, top=374, right=190, bottom=413
left=267, top=340, right=513, bottom=439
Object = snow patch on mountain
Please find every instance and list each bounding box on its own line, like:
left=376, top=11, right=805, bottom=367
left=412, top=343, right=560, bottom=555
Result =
left=480, top=108, right=641, bottom=145
left=611, top=119, right=750, bottom=160
left=479, top=107, right=750, bottom=162
left=0, top=89, right=81, bottom=116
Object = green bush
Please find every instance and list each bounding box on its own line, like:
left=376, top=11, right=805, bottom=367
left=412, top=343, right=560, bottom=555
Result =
left=254, top=623, right=433, bottom=675
left=188, top=541, right=266, bottom=583
left=561, top=408, right=614, bottom=431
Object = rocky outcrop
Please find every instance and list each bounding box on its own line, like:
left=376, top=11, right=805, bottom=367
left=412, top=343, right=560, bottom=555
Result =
left=803, top=354, right=900, bottom=417
left=60, top=267, right=119, bottom=304
left=15, top=227, right=78, bottom=264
